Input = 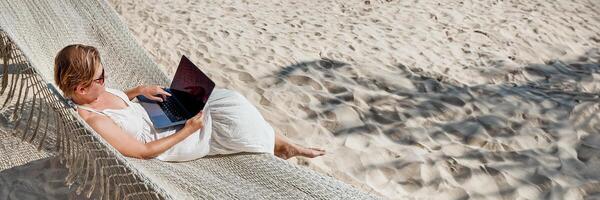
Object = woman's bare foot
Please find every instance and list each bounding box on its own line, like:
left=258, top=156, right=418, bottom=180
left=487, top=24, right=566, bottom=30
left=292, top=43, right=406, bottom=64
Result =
left=275, top=143, right=326, bottom=160
left=273, top=131, right=325, bottom=159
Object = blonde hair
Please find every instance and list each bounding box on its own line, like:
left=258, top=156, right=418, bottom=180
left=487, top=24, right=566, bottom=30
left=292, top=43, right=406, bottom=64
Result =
left=54, top=44, right=102, bottom=97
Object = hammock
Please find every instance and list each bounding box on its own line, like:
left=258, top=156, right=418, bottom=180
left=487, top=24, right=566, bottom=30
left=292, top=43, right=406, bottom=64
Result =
left=0, top=0, right=378, bottom=199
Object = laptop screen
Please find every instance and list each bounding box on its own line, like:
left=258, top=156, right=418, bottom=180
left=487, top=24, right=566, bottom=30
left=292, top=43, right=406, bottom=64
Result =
left=170, top=55, right=215, bottom=114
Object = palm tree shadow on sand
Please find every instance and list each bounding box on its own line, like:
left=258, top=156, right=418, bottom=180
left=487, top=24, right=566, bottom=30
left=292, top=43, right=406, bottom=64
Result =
left=271, top=48, right=600, bottom=199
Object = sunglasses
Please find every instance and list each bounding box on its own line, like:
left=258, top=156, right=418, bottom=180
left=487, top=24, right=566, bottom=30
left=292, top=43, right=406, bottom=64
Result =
left=92, top=68, right=105, bottom=85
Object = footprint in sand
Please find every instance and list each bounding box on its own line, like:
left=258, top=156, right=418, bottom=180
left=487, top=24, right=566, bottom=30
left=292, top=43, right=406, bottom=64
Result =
left=253, top=87, right=272, bottom=106
left=576, top=134, right=600, bottom=162
left=369, top=105, right=400, bottom=125
left=396, top=162, right=423, bottom=192
left=516, top=174, right=553, bottom=199
left=440, top=95, right=466, bottom=107
left=194, top=51, right=204, bottom=59
left=227, top=55, right=239, bottom=63
left=335, top=92, right=354, bottom=103
left=323, top=80, right=348, bottom=94
left=301, top=107, right=319, bottom=122
left=224, top=69, right=256, bottom=84
left=418, top=79, right=444, bottom=93
left=236, top=71, right=256, bottom=84
left=224, top=7, right=236, bottom=12
left=325, top=106, right=365, bottom=134
left=197, top=44, right=208, bottom=52
left=287, top=75, right=323, bottom=90
left=318, top=109, right=338, bottom=132
left=259, top=96, right=272, bottom=106
left=442, top=187, right=469, bottom=200
left=445, top=158, right=472, bottom=184
left=254, top=87, right=264, bottom=95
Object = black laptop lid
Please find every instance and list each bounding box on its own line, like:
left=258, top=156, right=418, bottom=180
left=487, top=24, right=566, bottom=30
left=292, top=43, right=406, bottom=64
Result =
left=170, top=55, right=215, bottom=114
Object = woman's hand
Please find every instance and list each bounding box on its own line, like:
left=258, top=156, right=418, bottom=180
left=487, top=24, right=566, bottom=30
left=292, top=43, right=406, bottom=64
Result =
left=140, top=85, right=171, bottom=102
left=185, top=112, right=205, bottom=131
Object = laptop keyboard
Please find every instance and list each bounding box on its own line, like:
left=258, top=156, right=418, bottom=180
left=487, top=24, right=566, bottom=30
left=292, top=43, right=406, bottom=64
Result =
left=158, top=97, right=188, bottom=122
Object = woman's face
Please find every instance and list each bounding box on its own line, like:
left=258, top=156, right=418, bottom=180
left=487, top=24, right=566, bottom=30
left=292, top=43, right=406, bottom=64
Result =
left=74, top=65, right=106, bottom=102
left=89, top=64, right=106, bottom=93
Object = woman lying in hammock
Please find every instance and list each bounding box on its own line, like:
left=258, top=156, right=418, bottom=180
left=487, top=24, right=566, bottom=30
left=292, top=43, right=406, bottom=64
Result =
left=53, top=44, right=325, bottom=161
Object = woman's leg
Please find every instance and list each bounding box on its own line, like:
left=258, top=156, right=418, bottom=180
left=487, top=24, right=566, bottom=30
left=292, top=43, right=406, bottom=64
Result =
left=207, top=89, right=325, bottom=158
left=273, top=132, right=325, bottom=159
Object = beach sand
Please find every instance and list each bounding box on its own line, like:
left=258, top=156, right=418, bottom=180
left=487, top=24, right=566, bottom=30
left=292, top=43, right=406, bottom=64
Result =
left=106, top=0, right=600, bottom=199
left=1, top=156, right=72, bottom=200
left=1, top=0, right=599, bottom=199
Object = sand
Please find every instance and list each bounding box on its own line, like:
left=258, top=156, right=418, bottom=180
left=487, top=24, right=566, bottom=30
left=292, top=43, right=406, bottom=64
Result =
left=0, top=155, right=96, bottom=200
left=2, top=0, right=600, bottom=199
left=104, top=0, right=600, bottom=199
left=1, top=156, right=70, bottom=200
left=106, top=0, right=600, bottom=199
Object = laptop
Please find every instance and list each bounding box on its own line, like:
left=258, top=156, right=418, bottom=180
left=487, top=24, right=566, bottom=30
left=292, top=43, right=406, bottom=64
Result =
left=137, top=55, right=215, bottom=129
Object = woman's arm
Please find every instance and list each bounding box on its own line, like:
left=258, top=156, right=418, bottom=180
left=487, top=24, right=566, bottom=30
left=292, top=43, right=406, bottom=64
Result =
left=125, top=86, right=143, bottom=100
left=85, top=112, right=204, bottom=159
left=125, top=85, right=171, bottom=101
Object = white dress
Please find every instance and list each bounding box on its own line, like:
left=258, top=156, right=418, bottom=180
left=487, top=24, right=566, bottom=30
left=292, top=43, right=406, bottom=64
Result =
left=76, top=88, right=275, bottom=162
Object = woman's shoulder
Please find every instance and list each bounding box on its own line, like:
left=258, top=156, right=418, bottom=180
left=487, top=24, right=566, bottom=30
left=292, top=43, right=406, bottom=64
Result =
left=77, top=108, right=91, bottom=119
left=105, top=88, right=130, bottom=101
left=77, top=108, right=107, bottom=124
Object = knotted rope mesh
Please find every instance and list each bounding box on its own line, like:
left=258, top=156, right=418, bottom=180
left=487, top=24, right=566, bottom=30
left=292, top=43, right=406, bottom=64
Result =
left=0, top=31, right=164, bottom=199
